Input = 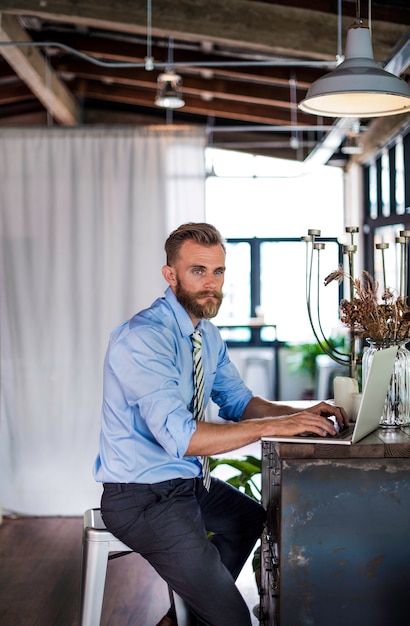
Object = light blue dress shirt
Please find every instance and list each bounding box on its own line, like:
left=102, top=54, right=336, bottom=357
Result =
left=93, top=287, right=253, bottom=484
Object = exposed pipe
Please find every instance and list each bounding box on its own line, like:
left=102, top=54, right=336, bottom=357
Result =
left=0, top=40, right=339, bottom=70
left=206, top=125, right=335, bottom=133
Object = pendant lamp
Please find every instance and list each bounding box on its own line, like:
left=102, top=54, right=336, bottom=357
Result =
left=299, top=21, right=410, bottom=118
left=155, top=70, right=185, bottom=109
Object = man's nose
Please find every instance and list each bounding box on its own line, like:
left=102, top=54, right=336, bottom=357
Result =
left=203, top=273, right=217, bottom=288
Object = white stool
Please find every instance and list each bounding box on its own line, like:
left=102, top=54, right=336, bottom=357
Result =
left=242, top=352, right=274, bottom=399
left=79, top=508, right=194, bottom=626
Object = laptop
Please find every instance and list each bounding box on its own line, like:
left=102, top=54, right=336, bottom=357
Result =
left=265, top=344, right=398, bottom=445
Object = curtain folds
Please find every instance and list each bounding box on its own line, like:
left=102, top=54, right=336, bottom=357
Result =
left=0, top=126, right=206, bottom=515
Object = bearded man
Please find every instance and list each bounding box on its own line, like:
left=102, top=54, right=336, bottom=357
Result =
left=94, top=222, right=346, bottom=626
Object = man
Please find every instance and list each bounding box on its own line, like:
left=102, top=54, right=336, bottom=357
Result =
left=94, top=222, right=347, bottom=626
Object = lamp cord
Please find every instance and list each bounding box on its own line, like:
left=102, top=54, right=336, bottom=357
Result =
left=166, top=36, right=174, bottom=72
left=368, top=0, right=372, bottom=34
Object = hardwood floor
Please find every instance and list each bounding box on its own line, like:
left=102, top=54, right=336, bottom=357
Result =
left=0, top=515, right=259, bottom=626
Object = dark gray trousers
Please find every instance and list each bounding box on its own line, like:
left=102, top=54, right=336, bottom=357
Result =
left=101, top=476, right=266, bottom=626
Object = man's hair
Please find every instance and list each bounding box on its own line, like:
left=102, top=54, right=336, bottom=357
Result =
left=165, top=222, right=226, bottom=265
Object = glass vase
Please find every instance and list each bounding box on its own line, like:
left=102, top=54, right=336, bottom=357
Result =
left=362, top=339, right=410, bottom=428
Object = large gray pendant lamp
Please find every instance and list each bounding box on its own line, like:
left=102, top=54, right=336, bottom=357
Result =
left=299, top=7, right=410, bottom=118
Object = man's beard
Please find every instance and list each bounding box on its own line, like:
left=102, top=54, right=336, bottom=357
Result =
left=175, top=281, right=223, bottom=320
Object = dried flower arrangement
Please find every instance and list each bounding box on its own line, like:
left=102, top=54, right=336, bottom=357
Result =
left=325, top=265, right=410, bottom=342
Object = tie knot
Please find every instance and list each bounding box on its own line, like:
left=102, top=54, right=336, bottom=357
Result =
left=191, top=330, right=202, bottom=347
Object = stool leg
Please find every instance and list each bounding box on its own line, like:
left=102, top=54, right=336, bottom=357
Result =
left=169, top=587, right=196, bottom=626
left=79, top=537, right=110, bottom=626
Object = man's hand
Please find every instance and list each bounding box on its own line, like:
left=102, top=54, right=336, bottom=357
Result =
left=302, top=401, right=349, bottom=429
left=241, top=398, right=349, bottom=439
left=260, top=404, right=347, bottom=438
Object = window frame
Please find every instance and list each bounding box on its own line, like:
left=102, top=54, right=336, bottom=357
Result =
left=363, top=128, right=410, bottom=285
left=221, top=236, right=343, bottom=349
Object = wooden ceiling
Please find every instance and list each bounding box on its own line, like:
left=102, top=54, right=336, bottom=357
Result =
left=0, top=0, right=409, bottom=165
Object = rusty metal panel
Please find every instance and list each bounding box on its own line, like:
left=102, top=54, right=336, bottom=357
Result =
left=261, top=441, right=281, bottom=624
left=279, top=458, right=410, bottom=626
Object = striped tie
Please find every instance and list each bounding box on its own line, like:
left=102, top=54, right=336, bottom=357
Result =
left=191, top=330, right=211, bottom=491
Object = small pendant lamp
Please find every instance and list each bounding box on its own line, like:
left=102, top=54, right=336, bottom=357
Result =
left=155, top=70, right=185, bottom=109
left=299, top=21, right=410, bottom=118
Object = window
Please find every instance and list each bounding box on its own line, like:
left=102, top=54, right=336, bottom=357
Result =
left=363, top=129, right=410, bottom=292
left=206, top=148, right=345, bottom=344
left=395, top=136, right=405, bottom=216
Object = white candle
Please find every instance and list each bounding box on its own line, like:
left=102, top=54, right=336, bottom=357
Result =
left=333, top=376, right=359, bottom=421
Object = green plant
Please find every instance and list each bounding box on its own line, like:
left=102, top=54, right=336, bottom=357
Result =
left=289, top=336, right=347, bottom=388
left=290, top=341, right=325, bottom=386
left=209, top=454, right=261, bottom=501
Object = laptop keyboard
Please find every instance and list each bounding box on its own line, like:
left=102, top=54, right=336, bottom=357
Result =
left=300, top=424, right=354, bottom=440
left=333, top=424, right=354, bottom=439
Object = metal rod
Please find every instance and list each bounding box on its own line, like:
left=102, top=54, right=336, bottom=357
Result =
left=302, top=231, right=350, bottom=367
left=375, top=243, right=389, bottom=293
left=396, top=236, right=406, bottom=298
left=400, top=230, right=410, bottom=300
left=343, top=245, right=357, bottom=302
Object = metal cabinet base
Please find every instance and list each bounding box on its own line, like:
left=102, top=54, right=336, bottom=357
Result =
left=260, top=440, right=410, bottom=626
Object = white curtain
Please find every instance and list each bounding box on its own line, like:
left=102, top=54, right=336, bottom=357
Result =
left=0, top=126, right=206, bottom=516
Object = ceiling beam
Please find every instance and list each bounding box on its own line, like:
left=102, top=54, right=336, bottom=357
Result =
left=0, top=2, right=407, bottom=163
left=71, top=77, right=316, bottom=126
left=0, top=0, right=407, bottom=61
left=55, top=60, right=314, bottom=114
left=0, top=12, right=79, bottom=124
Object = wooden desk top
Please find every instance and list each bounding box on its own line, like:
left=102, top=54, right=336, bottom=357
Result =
left=262, top=426, right=410, bottom=459
left=261, top=403, right=410, bottom=458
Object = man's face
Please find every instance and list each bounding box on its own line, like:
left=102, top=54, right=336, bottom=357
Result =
left=163, top=240, right=225, bottom=324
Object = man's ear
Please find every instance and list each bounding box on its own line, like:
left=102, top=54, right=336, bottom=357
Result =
left=162, top=264, right=177, bottom=286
